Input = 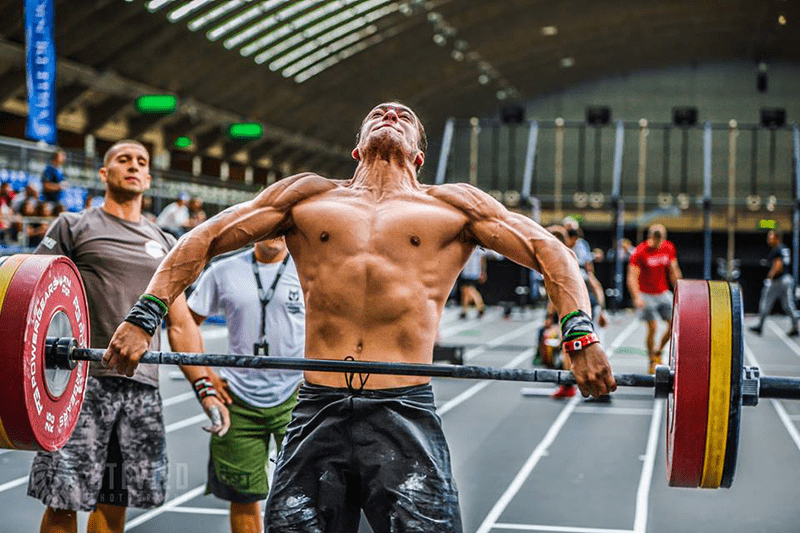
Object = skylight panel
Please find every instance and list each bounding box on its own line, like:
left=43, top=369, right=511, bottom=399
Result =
left=281, top=25, right=377, bottom=77
left=269, top=4, right=395, bottom=70
left=294, top=31, right=390, bottom=83
left=146, top=0, right=177, bottom=11
left=207, top=0, right=284, bottom=41
left=188, top=0, right=244, bottom=31
left=224, top=0, right=321, bottom=50
left=168, top=0, right=214, bottom=22
left=249, top=0, right=394, bottom=61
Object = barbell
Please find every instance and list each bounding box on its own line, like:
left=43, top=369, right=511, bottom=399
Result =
left=0, top=254, right=799, bottom=491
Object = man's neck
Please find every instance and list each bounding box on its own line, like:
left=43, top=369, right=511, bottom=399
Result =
left=102, top=193, right=142, bottom=222
left=350, top=158, right=419, bottom=194
left=255, top=247, right=288, bottom=264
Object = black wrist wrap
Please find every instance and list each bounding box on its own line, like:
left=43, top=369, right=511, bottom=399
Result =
left=193, top=377, right=217, bottom=401
left=561, top=310, right=595, bottom=342
left=123, top=296, right=167, bottom=336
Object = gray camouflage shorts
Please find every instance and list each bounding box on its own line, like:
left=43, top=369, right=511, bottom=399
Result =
left=639, top=290, right=673, bottom=322
left=27, top=376, right=167, bottom=512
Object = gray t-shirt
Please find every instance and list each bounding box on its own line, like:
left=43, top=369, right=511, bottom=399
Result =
left=187, top=250, right=304, bottom=408
left=36, top=207, right=176, bottom=387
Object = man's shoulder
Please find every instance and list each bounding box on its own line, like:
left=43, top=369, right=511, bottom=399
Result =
left=260, top=172, right=342, bottom=206
left=426, top=182, right=498, bottom=216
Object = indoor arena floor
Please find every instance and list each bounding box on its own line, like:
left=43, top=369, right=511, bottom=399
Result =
left=2, top=306, right=799, bottom=533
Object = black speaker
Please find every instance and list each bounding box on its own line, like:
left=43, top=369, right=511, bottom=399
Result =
left=586, top=106, right=611, bottom=126
left=760, top=108, right=786, bottom=128
left=500, top=104, right=525, bottom=124
left=672, top=107, right=698, bottom=127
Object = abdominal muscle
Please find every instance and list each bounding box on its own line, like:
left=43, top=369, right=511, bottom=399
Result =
left=300, top=264, right=446, bottom=389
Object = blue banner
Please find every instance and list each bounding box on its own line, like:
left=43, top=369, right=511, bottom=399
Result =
left=25, top=0, right=57, bottom=145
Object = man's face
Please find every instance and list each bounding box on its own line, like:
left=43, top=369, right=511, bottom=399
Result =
left=100, top=144, right=151, bottom=196
left=54, top=152, right=65, bottom=166
left=768, top=231, right=778, bottom=247
left=353, top=103, right=424, bottom=169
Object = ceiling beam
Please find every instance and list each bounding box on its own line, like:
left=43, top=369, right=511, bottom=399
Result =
left=127, top=112, right=174, bottom=140
left=0, top=67, right=25, bottom=104
left=162, top=115, right=200, bottom=146
left=61, top=5, right=150, bottom=58
left=193, top=127, right=226, bottom=154
left=55, top=84, right=90, bottom=115
left=85, top=97, right=131, bottom=134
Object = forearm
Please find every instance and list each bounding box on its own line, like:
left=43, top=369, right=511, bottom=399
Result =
left=536, top=240, right=592, bottom=319
left=627, top=270, right=640, bottom=300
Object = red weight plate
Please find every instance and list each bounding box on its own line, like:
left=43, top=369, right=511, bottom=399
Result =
left=0, top=255, right=90, bottom=451
left=666, top=279, right=711, bottom=487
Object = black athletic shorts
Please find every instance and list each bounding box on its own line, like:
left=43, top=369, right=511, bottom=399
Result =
left=264, top=383, right=462, bottom=533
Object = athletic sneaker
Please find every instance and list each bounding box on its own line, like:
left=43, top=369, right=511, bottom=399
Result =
left=459, top=311, right=467, bottom=319
left=550, top=385, right=575, bottom=399
left=748, top=325, right=763, bottom=335
left=584, top=395, right=612, bottom=403
left=477, top=307, right=485, bottom=318
left=788, top=328, right=799, bottom=337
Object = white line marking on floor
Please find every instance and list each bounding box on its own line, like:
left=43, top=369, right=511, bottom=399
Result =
left=475, top=396, right=580, bottom=533
left=492, top=524, right=634, bottom=533
left=162, top=391, right=194, bottom=407
left=164, top=414, right=207, bottom=433
left=574, top=407, right=654, bottom=416
left=790, top=414, right=800, bottom=421
left=633, top=399, right=663, bottom=533
left=0, top=475, right=28, bottom=493
left=125, top=484, right=206, bottom=530
left=463, top=321, right=542, bottom=362
left=766, top=321, right=800, bottom=358
left=437, top=348, right=534, bottom=416
left=474, top=322, right=640, bottom=533
left=743, top=342, right=800, bottom=455
left=166, top=506, right=229, bottom=515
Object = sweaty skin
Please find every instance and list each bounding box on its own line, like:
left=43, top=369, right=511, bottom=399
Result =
left=105, top=104, right=616, bottom=397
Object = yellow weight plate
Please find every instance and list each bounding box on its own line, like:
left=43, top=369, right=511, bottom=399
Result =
left=701, top=281, right=732, bottom=488
left=0, top=255, right=31, bottom=449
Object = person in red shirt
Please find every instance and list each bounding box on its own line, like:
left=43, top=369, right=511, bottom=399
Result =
left=627, top=224, right=682, bottom=373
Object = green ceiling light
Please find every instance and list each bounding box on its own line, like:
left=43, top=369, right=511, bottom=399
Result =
left=135, top=94, right=178, bottom=114
left=174, top=136, right=192, bottom=148
left=228, top=122, right=264, bottom=140
left=759, top=219, right=777, bottom=230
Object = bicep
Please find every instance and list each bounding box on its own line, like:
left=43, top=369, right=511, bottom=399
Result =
left=468, top=211, right=562, bottom=272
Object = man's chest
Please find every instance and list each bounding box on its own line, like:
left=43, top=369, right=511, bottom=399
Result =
left=290, top=196, right=466, bottom=251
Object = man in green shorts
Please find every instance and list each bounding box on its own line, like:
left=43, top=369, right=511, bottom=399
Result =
left=187, top=236, right=304, bottom=533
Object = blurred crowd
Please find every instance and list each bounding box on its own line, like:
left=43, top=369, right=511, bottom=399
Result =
left=0, top=148, right=208, bottom=249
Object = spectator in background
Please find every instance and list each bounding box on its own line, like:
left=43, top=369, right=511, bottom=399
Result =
left=12, top=183, right=40, bottom=213
left=183, top=196, right=206, bottom=232
left=187, top=236, right=304, bottom=533
left=628, top=224, right=682, bottom=374
left=0, top=182, right=13, bottom=244
left=458, top=246, right=487, bottom=319
left=156, top=192, right=190, bottom=238
left=41, top=149, right=66, bottom=207
left=0, top=182, right=16, bottom=208
left=749, top=230, right=800, bottom=336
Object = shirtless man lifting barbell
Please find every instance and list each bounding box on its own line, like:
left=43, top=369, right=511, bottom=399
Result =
left=103, top=102, right=616, bottom=532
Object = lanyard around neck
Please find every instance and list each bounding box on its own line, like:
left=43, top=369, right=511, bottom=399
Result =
left=252, top=251, right=290, bottom=344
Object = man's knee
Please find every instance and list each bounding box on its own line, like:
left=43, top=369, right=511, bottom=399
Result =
left=41, top=507, right=78, bottom=533
left=89, top=503, right=127, bottom=533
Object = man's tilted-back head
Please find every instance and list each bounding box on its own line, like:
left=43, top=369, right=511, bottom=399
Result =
left=353, top=102, right=427, bottom=172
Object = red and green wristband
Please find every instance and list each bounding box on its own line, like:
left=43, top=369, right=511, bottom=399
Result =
left=562, top=332, right=600, bottom=353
